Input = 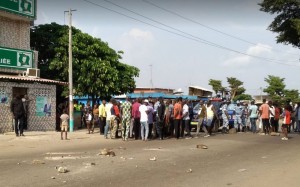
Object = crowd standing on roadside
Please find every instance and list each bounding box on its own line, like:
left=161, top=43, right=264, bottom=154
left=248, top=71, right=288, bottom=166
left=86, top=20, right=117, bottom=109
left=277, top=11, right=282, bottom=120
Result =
left=54, top=96, right=300, bottom=142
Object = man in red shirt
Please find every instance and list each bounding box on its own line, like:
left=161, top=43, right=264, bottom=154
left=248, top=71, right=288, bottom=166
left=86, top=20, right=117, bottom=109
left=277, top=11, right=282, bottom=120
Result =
left=174, top=97, right=183, bottom=139
left=259, top=99, right=271, bottom=135
left=132, top=98, right=141, bottom=140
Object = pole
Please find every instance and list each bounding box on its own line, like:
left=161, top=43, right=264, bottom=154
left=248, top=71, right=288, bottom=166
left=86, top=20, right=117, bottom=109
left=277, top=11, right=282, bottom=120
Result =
left=68, top=9, right=74, bottom=132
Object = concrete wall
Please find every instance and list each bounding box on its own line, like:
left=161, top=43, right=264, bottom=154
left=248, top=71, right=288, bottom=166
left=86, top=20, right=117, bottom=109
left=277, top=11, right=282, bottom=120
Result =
left=0, top=81, right=56, bottom=133
left=0, top=16, right=30, bottom=50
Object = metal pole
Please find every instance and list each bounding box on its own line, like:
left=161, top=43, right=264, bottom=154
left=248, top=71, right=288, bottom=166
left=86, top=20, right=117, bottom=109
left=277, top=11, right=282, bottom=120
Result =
left=68, top=9, right=74, bottom=132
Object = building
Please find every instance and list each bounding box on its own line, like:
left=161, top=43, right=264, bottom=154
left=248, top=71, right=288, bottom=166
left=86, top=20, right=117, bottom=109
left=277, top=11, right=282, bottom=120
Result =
left=188, top=86, right=213, bottom=97
left=0, top=0, right=66, bottom=133
left=134, top=87, right=174, bottom=95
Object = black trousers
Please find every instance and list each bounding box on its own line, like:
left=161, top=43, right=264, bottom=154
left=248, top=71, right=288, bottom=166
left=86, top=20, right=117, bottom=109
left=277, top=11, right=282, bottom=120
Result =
left=262, top=118, right=270, bottom=134
left=174, top=119, right=181, bottom=139
left=134, top=118, right=140, bottom=140
left=99, top=117, right=106, bottom=134
left=169, top=118, right=174, bottom=137
left=15, top=115, right=24, bottom=135
left=148, top=123, right=153, bottom=138
left=184, top=120, right=191, bottom=136
left=180, top=120, right=185, bottom=137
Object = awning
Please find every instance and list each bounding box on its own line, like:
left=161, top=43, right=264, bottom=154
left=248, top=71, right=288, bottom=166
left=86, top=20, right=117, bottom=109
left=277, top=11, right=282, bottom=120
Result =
left=0, top=74, right=67, bottom=85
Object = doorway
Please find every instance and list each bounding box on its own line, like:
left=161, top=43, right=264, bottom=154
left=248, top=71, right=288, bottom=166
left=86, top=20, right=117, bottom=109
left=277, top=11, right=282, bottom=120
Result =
left=12, top=87, right=27, bottom=99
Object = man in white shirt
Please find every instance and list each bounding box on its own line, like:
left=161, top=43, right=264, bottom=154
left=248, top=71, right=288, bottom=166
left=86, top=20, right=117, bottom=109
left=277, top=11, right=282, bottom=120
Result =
left=139, top=100, right=149, bottom=141
left=182, top=100, right=191, bottom=138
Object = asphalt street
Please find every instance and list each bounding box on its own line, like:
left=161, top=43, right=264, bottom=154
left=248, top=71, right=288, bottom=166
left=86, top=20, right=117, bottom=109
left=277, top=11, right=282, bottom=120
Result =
left=0, top=130, right=299, bottom=187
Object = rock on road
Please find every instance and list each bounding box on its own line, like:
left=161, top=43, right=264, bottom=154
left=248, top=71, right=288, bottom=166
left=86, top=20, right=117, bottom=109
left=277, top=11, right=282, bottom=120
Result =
left=0, top=131, right=299, bottom=187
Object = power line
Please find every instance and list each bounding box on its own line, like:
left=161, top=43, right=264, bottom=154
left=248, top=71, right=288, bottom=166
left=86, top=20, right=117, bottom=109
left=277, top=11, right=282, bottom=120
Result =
left=101, top=0, right=299, bottom=64
left=82, top=0, right=300, bottom=67
left=142, top=0, right=300, bottom=57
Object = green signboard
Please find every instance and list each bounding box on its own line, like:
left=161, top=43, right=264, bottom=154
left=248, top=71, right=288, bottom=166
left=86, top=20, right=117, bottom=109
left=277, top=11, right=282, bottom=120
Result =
left=0, top=47, right=33, bottom=70
left=0, top=0, right=36, bottom=19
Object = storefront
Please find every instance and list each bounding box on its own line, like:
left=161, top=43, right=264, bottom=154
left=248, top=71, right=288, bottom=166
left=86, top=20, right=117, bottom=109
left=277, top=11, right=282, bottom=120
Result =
left=0, top=75, right=66, bottom=133
left=0, top=0, right=67, bottom=133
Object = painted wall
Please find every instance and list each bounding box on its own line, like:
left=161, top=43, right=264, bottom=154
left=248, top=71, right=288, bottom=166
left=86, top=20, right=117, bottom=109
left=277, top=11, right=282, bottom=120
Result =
left=0, top=81, right=56, bottom=133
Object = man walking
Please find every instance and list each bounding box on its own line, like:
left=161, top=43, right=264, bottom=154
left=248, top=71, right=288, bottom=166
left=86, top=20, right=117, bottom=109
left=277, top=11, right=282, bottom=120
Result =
left=196, top=100, right=206, bottom=137
left=104, top=99, right=113, bottom=139
left=121, top=97, right=132, bottom=141
left=11, top=95, right=25, bottom=137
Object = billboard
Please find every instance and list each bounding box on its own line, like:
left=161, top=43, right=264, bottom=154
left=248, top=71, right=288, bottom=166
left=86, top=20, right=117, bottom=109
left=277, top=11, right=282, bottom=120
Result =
left=0, top=47, right=33, bottom=70
left=0, top=0, right=36, bottom=19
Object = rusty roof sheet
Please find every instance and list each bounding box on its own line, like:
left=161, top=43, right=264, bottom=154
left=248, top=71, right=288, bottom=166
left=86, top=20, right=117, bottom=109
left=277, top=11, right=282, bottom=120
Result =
left=0, top=74, right=67, bottom=85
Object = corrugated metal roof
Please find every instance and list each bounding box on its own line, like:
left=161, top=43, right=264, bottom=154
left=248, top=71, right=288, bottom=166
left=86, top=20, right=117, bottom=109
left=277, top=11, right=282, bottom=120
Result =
left=0, top=74, right=67, bottom=85
left=189, top=85, right=213, bottom=93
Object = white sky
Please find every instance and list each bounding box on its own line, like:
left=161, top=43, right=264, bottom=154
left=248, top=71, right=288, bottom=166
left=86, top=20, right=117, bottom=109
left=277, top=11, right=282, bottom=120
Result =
left=35, top=0, right=300, bottom=96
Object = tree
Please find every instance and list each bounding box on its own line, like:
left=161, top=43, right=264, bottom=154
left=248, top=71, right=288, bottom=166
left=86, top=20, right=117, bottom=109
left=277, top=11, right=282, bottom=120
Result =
left=264, top=75, right=299, bottom=104
left=227, top=77, right=245, bottom=100
left=31, top=23, right=139, bottom=104
left=208, top=79, right=224, bottom=95
left=259, top=0, right=300, bottom=48
left=233, top=94, right=252, bottom=102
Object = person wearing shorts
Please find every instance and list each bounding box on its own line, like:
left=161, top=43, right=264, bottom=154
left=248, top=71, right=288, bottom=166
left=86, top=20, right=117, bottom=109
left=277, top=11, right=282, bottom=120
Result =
left=60, top=110, right=69, bottom=140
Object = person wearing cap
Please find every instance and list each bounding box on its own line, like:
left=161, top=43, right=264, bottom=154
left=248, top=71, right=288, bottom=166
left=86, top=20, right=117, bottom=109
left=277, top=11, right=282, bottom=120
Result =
left=139, top=99, right=149, bottom=141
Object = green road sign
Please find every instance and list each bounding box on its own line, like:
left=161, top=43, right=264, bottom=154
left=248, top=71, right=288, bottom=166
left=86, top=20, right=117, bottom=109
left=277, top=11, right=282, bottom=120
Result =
left=0, top=47, right=33, bottom=70
left=0, top=0, right=36, bottom=19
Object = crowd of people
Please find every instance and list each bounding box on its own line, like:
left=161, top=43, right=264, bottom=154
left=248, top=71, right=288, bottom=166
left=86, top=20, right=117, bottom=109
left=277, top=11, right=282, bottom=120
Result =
left=60, top=97, right=300, bottom=142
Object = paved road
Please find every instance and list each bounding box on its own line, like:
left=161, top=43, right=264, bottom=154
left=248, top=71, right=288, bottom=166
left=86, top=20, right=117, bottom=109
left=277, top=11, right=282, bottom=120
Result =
left=0, top=130, right=300, bottom=187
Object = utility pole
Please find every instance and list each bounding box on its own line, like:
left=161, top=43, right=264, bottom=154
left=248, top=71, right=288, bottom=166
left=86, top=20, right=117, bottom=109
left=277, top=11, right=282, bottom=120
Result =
left=150, top=64, right=153, bottom=89
left=65, top=9, right=76, bottom=132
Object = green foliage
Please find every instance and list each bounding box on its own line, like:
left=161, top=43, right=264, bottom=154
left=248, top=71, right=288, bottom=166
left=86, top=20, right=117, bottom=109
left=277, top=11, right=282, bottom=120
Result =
left=227, top=77, right=245, bottom=99
left=233, top=94, right=252, bottom=102
left=259, top=0, right=300, bottom=48
left=208, top=79, right=224, bottom=94
left=263, top=75, right=300, bottom=104
left=31, top=23, right=139, bottom=101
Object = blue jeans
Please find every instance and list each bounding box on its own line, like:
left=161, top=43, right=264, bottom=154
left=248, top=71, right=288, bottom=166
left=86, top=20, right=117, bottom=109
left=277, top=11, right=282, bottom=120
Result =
left=104, top=120, right=110, bottom=138
left=250, top=118, right=257, bottom=133
left=140, top=121, right=149, bottom=140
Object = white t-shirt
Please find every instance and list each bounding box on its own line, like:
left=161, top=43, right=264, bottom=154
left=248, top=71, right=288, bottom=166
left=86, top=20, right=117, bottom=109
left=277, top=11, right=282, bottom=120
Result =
left=269, top=106, right=275, bottom=118
left=105, top=103, right=113, bottom=120
left=139, top=104, right=148, bottom=122
left=183, top=104, right=190, bottom=120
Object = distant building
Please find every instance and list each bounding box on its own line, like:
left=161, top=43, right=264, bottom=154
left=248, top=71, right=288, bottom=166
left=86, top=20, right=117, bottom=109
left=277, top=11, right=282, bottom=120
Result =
left=134, top=87, right=174, bottom=95
left=252, top=95, right=271, bottom=104
left=188, top=86, right=213, bottom=97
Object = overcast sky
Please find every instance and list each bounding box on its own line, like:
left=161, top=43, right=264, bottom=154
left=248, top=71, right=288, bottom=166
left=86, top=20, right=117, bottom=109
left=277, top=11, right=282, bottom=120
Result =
left=35, top=0, right=300, bottom=95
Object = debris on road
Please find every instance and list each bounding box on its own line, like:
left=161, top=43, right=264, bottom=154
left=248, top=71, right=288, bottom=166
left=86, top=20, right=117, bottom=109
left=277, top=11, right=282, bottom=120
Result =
left=51, top=176, right=55, bottom=179
left=17, top=163, right=20, bottom=165
left=99, top=149, right=116, bottom=157
left=238, top=169, right=247, bottom=172
left=149, top=157, right=156, bottom=161
left=228, top=128, right=237, bottom=134
left=57, top=167, right=68, bottom=173
left=85, top=162, right=96, bottom=166
left=118, top=147, right=126, bottom=150
left=196, top=144, right=208, bottom=149
left=32, top=160, right=45, bottom=164
left=261, top=156, right=267, bottom=159
left=186, top=169, right=192, bottom=173
left=270, top=132, right=280, bottom=136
